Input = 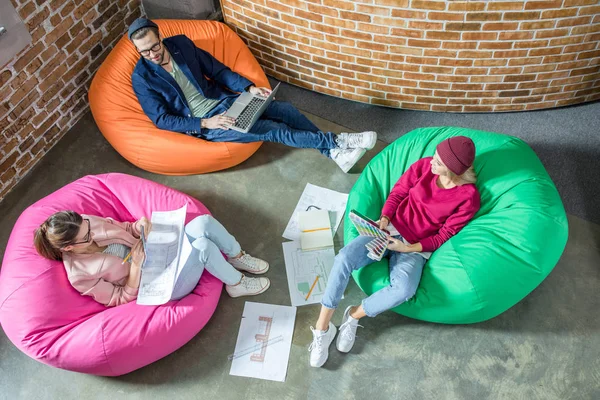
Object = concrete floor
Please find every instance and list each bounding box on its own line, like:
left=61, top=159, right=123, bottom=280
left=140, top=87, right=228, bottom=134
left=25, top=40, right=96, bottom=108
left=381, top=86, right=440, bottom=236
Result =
left=1, top=111, right=599, bottom=400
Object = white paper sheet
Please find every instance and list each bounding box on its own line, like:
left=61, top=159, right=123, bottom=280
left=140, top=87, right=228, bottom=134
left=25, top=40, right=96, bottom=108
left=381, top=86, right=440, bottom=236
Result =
left=137, top=205, right=189, bottom=305
left=282, top=183, right=349, bottom=241
left=229, top=302, right=296, bottom=382
left=282, top=241, right=336, bottom=307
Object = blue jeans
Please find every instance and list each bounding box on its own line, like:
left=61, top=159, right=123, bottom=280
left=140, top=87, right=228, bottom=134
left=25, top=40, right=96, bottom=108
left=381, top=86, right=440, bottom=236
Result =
left=321, top=235, right=426, bottom=317
left=199, top=97, right=337, bottom=157
left=170, top=215, right=243, bottom=300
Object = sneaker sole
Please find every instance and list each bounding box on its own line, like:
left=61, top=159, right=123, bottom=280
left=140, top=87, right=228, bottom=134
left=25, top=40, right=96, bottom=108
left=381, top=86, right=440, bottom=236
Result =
left=233, top=263, right=270, bottom=275
left=227, top=279, right=271, bottom=298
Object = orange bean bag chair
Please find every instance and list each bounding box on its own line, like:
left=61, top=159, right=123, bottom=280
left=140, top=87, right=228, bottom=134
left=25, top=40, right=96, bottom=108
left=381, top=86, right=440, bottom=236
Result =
left=88, top=20, right=267, bottom=175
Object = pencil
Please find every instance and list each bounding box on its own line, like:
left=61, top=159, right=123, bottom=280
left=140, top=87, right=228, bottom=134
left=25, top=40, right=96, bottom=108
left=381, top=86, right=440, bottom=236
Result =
left=121, top=251, right=132, bottom=264
left=305, top=275, right=320, bottom=301
left=301, top=227, right=330, bottom=233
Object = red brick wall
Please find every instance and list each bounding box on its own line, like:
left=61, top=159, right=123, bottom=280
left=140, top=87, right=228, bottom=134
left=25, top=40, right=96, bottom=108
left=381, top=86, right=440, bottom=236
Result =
left=221, top=0, right=600, bottom=112
left=0, top=0, right=143, bottom=200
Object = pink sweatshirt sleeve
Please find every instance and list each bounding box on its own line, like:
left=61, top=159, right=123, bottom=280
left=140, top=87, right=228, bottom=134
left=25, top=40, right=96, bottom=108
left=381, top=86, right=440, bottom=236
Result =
left=104, top=217, right=141, bottom=239
left=381, top=158, right=429, bottom=219
left=420, top=193, right=480, bottom=252
left=66, top=254, right=140, bottom=307
left=71, top=276, right=139, bottom=307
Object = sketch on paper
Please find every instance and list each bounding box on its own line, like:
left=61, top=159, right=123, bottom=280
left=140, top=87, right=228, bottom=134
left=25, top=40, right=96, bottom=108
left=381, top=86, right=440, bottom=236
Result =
left=282, top=241, right=335, bottom=307
left=250, top=316, right=272, bottom=362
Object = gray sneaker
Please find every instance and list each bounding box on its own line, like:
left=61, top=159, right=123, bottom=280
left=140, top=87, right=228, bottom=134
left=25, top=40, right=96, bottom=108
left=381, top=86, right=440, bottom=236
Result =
left=309, top=322, right=337, bottom=367
left=336, top=131, right=377, bottom=150
left=330, top=148, right=366, bottom=173
left=336, top=306, right=363, bottom=353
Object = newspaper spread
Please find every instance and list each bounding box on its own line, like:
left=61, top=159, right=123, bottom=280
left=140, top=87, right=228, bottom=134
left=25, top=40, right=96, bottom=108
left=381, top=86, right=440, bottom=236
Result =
left=136, top=205, right=192, bottom=305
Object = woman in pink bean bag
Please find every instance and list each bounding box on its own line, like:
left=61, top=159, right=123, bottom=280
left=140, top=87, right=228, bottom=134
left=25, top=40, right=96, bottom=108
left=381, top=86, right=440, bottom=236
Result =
left=0, top=173, right=266, bottom=376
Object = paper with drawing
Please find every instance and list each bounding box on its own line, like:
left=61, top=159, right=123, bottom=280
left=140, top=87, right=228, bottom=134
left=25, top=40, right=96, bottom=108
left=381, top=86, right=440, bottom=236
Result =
left=282, top=183, right=349, bottom=241
left=229, top=302, right=296, bottom=382
left=282, top=241, right=336, bottom=307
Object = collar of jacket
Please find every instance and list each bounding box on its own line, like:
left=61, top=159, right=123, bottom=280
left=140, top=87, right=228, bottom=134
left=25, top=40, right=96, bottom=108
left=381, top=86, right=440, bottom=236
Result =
left=141, top=38, right=205, bottom=99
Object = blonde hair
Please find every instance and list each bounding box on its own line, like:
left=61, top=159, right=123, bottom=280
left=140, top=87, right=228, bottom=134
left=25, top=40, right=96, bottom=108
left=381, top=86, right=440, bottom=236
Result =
left=34, top=211, right=83, bottom=261
left=446, top=165, right=477, bottom=184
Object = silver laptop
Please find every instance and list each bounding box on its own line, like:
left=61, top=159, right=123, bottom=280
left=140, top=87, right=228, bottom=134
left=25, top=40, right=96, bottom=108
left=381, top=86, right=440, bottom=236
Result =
left=224, top=83, right=280, bottom=133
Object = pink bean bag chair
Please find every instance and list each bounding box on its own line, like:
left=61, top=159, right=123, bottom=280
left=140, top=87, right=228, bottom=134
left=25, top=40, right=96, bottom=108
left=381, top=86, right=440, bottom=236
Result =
left=0, top=173, right=223, bottom=376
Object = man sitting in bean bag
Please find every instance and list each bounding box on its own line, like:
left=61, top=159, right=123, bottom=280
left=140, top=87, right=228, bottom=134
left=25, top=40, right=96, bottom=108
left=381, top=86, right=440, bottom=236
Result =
left=129, top=18, right=377, bottom=173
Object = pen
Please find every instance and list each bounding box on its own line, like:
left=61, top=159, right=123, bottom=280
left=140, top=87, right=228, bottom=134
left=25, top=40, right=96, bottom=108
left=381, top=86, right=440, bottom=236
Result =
left=140, top=226, right=147, bottom=252
left=122, top=225, right=146, bottom=264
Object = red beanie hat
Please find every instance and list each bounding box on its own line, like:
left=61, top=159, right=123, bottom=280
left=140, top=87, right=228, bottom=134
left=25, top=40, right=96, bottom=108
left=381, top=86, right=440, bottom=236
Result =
left=436, top=136, right=475, bottom=175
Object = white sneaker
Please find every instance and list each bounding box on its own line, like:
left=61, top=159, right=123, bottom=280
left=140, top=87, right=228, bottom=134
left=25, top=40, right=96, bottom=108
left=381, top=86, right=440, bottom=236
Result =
left=336, top=306, right=363, bottom=353
left=330, top=148, right=366, bottom=173
left=336, top=131, right=377, bottom=150
left=309, top=322, right=337, bottom=367
left=229, top=251, right=269, bottom=274
left=225, top=275, right=270, bottom=298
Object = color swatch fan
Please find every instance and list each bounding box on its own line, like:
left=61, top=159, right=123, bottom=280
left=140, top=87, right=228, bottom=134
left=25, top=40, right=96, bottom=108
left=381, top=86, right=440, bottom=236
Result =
left=348, top=210, right=389, bottom=261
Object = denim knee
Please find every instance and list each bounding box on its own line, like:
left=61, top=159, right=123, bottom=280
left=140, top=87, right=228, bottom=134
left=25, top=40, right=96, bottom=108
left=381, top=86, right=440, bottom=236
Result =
left=191, top=237, right=213, bottom=264
left=394, top=284, right=417, bottom=304
left=271, top=100, right=292, bottom=110
left=185, top=214, right=213, bottom=239
left=361, top=284, right=418, bottom=318
left=334, top=249, right=358, bottom=278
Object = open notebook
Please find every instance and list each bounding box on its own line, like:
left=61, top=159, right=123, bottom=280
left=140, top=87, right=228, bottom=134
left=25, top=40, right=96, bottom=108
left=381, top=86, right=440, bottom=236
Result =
left=298, top=210, right=334, bottom=251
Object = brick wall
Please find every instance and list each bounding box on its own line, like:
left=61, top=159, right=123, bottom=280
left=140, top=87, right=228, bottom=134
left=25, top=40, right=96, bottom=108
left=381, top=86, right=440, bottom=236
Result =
left=0, top=0, right=143, bottom=200
left=221, top=0, right=600, bottom=112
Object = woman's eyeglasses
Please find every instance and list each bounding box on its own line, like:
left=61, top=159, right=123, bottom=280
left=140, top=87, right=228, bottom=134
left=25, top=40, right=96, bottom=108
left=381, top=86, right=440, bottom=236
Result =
left=138, top=42, right=162, bottom=57
left=71, top=219, right=91, bottom=245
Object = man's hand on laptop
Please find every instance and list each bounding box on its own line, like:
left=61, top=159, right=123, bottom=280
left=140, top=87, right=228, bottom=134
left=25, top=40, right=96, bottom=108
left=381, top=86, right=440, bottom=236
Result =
left=248, top=86, right=271, bottom=98
left=201, top=112, right=235, bottom=130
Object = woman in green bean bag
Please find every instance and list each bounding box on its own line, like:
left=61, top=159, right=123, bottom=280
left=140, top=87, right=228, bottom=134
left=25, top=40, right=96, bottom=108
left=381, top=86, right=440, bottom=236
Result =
left=308, top=127, right=567, bottom=368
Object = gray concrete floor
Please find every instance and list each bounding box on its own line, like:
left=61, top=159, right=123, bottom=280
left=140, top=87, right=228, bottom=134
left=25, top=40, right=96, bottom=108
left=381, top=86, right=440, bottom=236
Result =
left=1, top=111, right=599, bottom=400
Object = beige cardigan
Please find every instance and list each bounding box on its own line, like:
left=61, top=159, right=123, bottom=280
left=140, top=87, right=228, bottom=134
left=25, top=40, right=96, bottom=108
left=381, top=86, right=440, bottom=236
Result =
left=62, top=215, right=141, bottom=307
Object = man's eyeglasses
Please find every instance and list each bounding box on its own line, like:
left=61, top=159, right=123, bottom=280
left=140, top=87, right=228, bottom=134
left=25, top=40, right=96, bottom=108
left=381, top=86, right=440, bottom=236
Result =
left=71, top=219, right=91, bottom=245
left=138, top=42, right=162, bottom=56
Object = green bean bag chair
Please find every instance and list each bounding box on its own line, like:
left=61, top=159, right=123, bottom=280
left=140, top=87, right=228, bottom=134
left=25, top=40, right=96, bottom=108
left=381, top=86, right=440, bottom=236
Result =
left=347, top=127, right=568, bottom=324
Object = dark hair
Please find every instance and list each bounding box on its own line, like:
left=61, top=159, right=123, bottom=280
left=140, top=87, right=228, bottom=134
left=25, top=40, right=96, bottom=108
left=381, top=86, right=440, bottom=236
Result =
left=130, top=27, right=159, bottom=41
left=34, top=211, right=83, bottom=261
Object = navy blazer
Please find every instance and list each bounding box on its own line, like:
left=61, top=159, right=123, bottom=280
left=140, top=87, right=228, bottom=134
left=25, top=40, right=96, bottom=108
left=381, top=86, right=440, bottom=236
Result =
left=131, top=35, right=254, bottom=135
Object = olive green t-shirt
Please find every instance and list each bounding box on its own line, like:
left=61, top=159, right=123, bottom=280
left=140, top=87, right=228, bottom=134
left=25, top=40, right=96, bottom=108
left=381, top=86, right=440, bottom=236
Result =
left=167, top=60, right=220, bottom=118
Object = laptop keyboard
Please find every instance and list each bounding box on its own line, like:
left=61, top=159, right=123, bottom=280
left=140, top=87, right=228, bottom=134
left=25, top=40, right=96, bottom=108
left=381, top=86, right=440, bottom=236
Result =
left=234, top=97, right=266, bottom=130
